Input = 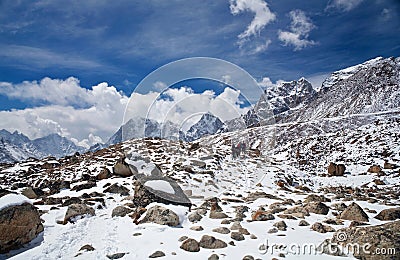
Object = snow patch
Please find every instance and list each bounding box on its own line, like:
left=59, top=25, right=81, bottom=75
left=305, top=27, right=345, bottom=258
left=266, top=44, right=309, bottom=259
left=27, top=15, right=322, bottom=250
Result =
left=144, top=180, right=175, bottom=194
left=0, top=194, right=31, bottom=211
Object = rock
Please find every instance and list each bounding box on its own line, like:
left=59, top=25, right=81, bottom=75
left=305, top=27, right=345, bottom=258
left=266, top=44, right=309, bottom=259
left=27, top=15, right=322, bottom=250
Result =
left=368, top=165, right=382, bottom=174
left=251, top=210, right=275, bottom=221
left=242, top=256, right=254, bottom=260
left=106, top=253, right=126, bottom=259
left=208, top=254, right=219, bottom=260
left=71, top=181, right=97, bottom=192
left=273, top=220, right=287, bottom=231
left=63, top=203, right=95, bottom=224
left=188, top=212, right=203, bottom=223
left=230, top=221, right=243, bottom=230
left=149, top=251, right=165, bottom=258
left=268, top=227, right=278, bottom=233
left=80, top=244, right=95, bottom=251
left=304, top=194, right=330, bottom=203
left=104, top=183, right=130, bottom=196
left=298, top=220, right=310, bottom=226
left=62, top=197, right=82, bottom=206
left=112, top=206, right=134, bottom=217
left=0, top=202, right=44, bottom=253
left=311, top=222, right=335, bottom=233
left=331, top=202, right=347, bottom=211
left=339, top=202, right=369, bottom=222
left=21, top=187, right=43, bottom=199
left=178, top=236, right=188, bottom=242
left=305, top=202, right=330, bottom=215
left=375, top=207, right=400, bottom=221
left=180, top=238, right=200, bottom=252
left=384, top=161, right=396, bottom=169
left=97, top=168, right=112, bottom=180
left=238, top=227, right=250, bottom=235
left=212, top=227, right=230, bottom=234
left=190, top=225, right=204, bottom=231
left=113, top=160, right=134, bottom=177
left=330, top=220, right=400, bottom=259
left=327, top=162, right=346, bottom=176
left=133, top=232, right=142, bottom=236
left=250, top=234, right=257, bottom=239
left=231, top=232, right=245, bottom=241
left=209, top=211, right=228, bottom=219
left=245, top=191, right=280, bottom=202
left=140, top=205, right=180, bottom=227
left=190, top=159, right=206, bottom=168
left=199, top=235, right=227, bottom=249
left=373, top=179, right=385, bottom=185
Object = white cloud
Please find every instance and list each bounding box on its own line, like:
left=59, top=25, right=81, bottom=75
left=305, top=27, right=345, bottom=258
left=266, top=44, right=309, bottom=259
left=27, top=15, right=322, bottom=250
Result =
left=153, top=81, right=168, bottom=91
left=230, top=0, right=276, bottom=53
left=278, top=10, right=316, bottom=51
left=325, top=0, right=364, bottom=12
left=258, top=77, right=274, bottom=88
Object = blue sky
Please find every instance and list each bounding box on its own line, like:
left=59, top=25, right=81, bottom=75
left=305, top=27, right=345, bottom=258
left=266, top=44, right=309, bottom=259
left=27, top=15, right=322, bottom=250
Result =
left=0, top=0, right=399, bottom=145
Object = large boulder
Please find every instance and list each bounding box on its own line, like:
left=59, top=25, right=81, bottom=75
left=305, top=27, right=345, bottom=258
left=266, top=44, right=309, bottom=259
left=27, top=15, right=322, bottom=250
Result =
left=96, top=168, right=112, bottom=180
left=63, top=203, right=95, bottom=224
left=367, top=165, right=382, bottom=174
left=375, top=207, right=400, bottom=221
left=199, top=235, right=227, bottom=249
left=327, top=162, right=346, bottom=176
left=139, top=205, right=180, bottom=227
left=113, top=160, right=135, bottom=177
left=339, top=202, right=369, bottom=222
left=180, top=238, right=200, bottom=252
left=305, top=202, right=330, bottom=215
left=330, top=220, right=400, bottom=259
left=0, top=195, right=43, bottom=253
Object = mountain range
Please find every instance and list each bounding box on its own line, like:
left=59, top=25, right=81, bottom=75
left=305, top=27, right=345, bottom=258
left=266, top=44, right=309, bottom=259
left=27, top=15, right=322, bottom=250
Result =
left=1, top=56, right=399, bottom=163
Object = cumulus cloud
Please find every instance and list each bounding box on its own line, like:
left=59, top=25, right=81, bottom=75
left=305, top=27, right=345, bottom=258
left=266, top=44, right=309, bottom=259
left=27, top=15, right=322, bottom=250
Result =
left=325, top=0, right=364, bottom=12
left=258, top=77, right=275, bottom=88
left=278, top=10, right=316, bottom=51
left=230, top=0, right=276, bottom=53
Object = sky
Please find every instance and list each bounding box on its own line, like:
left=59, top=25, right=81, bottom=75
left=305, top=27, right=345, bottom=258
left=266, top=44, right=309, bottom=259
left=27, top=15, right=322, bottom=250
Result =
left=0, top=0, right=399, bottom=146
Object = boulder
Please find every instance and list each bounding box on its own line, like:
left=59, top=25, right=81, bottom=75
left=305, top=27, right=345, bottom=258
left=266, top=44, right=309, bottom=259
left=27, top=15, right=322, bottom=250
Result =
left=327, top=162, right=346, bottom=176
left=305, top=202, right=330, bottom=215
left=180, top=238, right=200, bottom=252
left=64, top=203, right=95, bottom=224
left=188, top=212, right=203, bottom=223
left=140, top=205, right=180, bottom=227
left=113, top=160, right=135, bottom=177
left=231, top=232, right=245, bottom=241
left=149, top=251, right=165, bottom=258
left=311, top=222, right=335, bottom=233
left=71, top=181, right=97, bottom=192
left=375, top=207, right=400, bottom=221
left=0, top=202, right=44, bottom=253
left=330, top=220, right=400, bottom=259
left=96, top=168, right=112, bottom=180
left=21, top=187, right=43, bottom=199
left=273, top=220, right=287, bottom=231
left=104, top=183, right=130, bottom=196
left=368, top=165, right=382, bottom=174
left=112, top=206, right=134, bottom=217
left=212, top=227, right=230, bottom=234
left=199, top=235, right=227, bottom=249
left=339, top=202, right=369, bottom=222
left=251, top=210, right=275, bottom=221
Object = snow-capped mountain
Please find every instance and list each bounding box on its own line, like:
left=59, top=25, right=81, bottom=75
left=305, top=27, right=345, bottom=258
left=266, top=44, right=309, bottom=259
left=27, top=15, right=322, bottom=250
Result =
left=284, top=56, right=400, bottom=122
left=0, top=130, right=85, bottom=163
left=183, top=113, right=224, bottom=142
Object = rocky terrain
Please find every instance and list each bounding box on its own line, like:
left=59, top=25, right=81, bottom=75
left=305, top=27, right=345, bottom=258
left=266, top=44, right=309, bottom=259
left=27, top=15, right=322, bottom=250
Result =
left=0, top=56, right=399, bottom=259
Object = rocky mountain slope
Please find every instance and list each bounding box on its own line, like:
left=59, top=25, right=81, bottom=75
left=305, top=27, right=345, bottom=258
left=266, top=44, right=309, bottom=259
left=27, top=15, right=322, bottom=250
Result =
left=0, top=130, right=85, bottom=163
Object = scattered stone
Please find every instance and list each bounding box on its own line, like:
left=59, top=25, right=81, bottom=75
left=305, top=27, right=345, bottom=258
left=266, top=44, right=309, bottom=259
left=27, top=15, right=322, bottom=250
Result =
left=238, top=227, right=250, bottom=235
left=190, top=225, right=204, bottom=231
left=384, top=161, right=396, bottom=169
left=375, top=207, right=400, bottom=221
left=208, top=254, right=219, bottom=260
left=331, top=203, right=347, bottom=211
left=112, top=206, right=134, bottom=217
left=251, top=210, right=275, bottom=221
left=305, top=202, right=330, bottom=215
left=311, top=222, right=335, bottom=233
left=327, top=162, right=346, bottom=176
left=72, top=181, right=97, bottom=192
left=133, top=233, right=142, bottom=236
left=104, top=183, right=130, bottom=196
left=304, top=194, right=330, bottom=203
left=188, top=212, right=203, bottom=223
left=62, top=197, right=82, bottom=206
left=140, top=205, right=180, bottom=227
left=268, top=227, right=278, bottom=234
left=113, top=160, right=134, bottom=177
left=209, top=211, right=228, bottom=219
left=298, top=220, right=310, bottom=226
left=63, top=203, right=95, bottom=224
left=273, top=220, right=287, bottom=231
left=242, top=256, right=254, bottom=260
left=79, top=244, right=95, bottom=251
left=230, top=221, right=243, bottom=230
left=368, top=165, right=382, bottom=174
left=277, top=214, right=296, bottom=219
left=97, top=168, right=112, bottom=180
left=0, top=202, right=44, bottom=253
left=180, top=238, right=200, bottom=252
left=323, top=219, right=343, bottom=225
left=149, top=250, right=166, bottom=258
left=245, top=191, right=280, bottom=202
left=349, top=221, right=369, bottom=227
left=231, top=232, right=245, bottom=241
left=199, top=235, right=227, bottom=249
left=250, top=234, right=257, bottom=239
left=339, top=202, right=369, bottom=222
left=212, top=227, right=230, bottom=234
left=228, top=241, right=235, bottom=246
left=106, top=253, right=126, bottom=259
left=178, top=236, right=188, bottom=242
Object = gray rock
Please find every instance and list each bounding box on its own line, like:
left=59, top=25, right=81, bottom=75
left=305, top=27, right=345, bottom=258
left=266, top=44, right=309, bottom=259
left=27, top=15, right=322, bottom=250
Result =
left=311, top=222, right=335, bottom=233
left=190, top=225, right=204, bottom=231
left=375, top=207, right=400, bottom=221
left=231, top=232, right=245, bottom=241
left=113, top=161, right=134, bottom=177
left=140, top=205, right=180, bottom=227
left=305, top=202, right=330, bottom=215
left=104, top=183, right=130, bottom=196
left=188, top=212, right=203, bottom=223
left=0, top=202, right=44, bottom=254
left=199, top=235, right=227, bottom=249
left=178, top=236, right=188, bottom=242
left=79, top=244, right=95, bottom=251
left=208, top=254, right=219, bottom=260
left=339, top=202, right=369, bottom=222
left=298, top=220, right=310, bottom=226
left=149, top=251, right=165, bottom=258
left=180, top=238, right=200, bottom=252
left=64, top=203, right=95, bottom=224
left=251, top=210, right=275, bottom=221
left=112, top=206, right=134, bottom=217
left=212, top=227, right=230, bottom=234
left=209, top=211, right=228, bottom=219
left=106, top=253, right=126, bottom=259
left=273, top=220, right=287, bottom=231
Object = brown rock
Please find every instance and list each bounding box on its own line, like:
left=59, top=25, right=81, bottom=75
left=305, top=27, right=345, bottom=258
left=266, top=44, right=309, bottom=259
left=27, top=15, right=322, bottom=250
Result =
left=305, top=202, right=330, bottom=215
left=0, top=203, right=44, bottom=253
left=113, top=161, right=134, bottom=177
left=375, top=207, right=400, bottom=221
left=199, top=235, right=227, bottom=249
left=180, top=238, right=200, bottom=252
left=96, top=168, right=112, bottom=180
left=64, top=203, right=95, bottom=224
left=139, top=205, right=179, bottom=227
left=251, top=210, right=275, bottom=221
left=368, top=165, right=382, bottom=174
left=339, top=202, right=369, bottom=222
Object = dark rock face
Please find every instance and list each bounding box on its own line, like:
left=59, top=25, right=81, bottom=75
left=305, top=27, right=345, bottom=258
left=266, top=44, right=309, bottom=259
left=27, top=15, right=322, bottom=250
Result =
left=0, top=203, right=44, bottom=253
left=375, top=208, right=400, bottom=221
left=139, top=205, right=180, bottom=227
left=339, top=202, right=369, bottom=222
left=330, top=220, right=400, bottom=260
left=327, top=162, right=346, bottom=176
